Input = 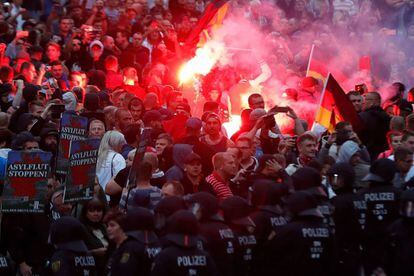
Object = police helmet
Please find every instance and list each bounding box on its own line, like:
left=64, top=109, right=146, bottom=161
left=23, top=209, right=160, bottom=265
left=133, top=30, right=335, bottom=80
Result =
left=220, top=196, right=255, bottom=227
left=50, top=217, right=88, bottom=252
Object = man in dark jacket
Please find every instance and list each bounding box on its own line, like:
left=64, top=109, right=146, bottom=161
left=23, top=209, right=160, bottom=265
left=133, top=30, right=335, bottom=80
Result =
left=358, top=92, right=390, bottom=160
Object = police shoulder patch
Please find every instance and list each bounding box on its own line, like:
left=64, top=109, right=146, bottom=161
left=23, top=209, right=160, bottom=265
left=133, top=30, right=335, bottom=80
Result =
left=51, top=260, right=61, bottom=272
left=120, top=253, right=130, bottom=264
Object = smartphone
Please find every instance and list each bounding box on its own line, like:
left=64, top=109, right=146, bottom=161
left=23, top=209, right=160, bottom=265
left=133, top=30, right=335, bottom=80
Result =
left=50, top=104, right=65, bottom=119
left=273, top=106, right=290, bottom=113
left=269, top=106, right=289, bottom=114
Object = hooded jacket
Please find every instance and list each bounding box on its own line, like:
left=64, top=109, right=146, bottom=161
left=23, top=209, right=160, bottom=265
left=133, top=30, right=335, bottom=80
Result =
left=62, top=92, right=77, bottom=111
left=337, top=141, right=360, bottom=163
left=337, top=140, right=370, bottom=190
left=165, top=144, right=193, bottom=182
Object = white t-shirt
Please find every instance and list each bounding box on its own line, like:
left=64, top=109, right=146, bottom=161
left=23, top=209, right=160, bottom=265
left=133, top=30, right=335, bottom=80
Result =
left=96, top=150, right=126, bottom=192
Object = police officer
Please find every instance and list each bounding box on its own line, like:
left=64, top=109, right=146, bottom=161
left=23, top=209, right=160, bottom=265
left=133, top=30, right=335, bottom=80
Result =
left=249, top=180, right=289, bottom=244
left=248, top=181, right=289, bottom=274
left=262, top=191, right=335, bottom=275
left=292, top=167, right=335, bottom=233
left=385, top=189, right=414, bottom=275
left=0, top=253, right=14, bottom=275
left=359, top=159, right=400, bottom=275
left=108, top=207, right=161, bottom=276
left=48, top=216, right=96, bottom=276
left=151, top=210, right=217, bottom=276
left=188, top=192, right=236, bottom=276
left=154, top=196, right=187, bottom=237
left=220, top=196, right=257, bottom=276
left=327, top=162, right=363, bottom=276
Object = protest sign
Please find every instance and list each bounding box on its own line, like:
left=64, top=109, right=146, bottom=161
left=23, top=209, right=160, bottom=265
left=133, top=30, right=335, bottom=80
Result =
left=56, top=113, right=88, bottom=175
left=64, top=138, right=100, bottom=203
left=1, top=151, right=52, bottom=213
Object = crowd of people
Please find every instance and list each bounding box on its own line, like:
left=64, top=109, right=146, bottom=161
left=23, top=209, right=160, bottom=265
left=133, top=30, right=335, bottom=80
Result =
left=1, top=0, right=414, bottom=275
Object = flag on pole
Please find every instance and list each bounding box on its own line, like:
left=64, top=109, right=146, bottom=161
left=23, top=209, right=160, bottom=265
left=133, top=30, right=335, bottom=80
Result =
left=184, top=0, right=229, bottom=49
left=306, top=45, right=348, bottom=84
left=306, top=44, right=327, bottom=83
left=313, top=73, right=363, bottom=133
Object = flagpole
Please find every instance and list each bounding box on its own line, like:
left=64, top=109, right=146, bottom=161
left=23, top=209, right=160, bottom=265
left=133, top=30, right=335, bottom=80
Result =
left=306, top=44, right=315, bottom=77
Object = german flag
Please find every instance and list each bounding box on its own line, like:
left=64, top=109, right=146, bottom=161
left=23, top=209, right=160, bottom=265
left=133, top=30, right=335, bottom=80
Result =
left=184, top=0, right=229, bottom=49
left=307, top=58, right=328, bottom=83
left=306, top=45, right=348, bottom=84
left=313, top=74, right=362, bottom=133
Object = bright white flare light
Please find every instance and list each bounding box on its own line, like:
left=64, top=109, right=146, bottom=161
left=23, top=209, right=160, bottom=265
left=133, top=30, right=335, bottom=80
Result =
left=178, top=41, right=226, bottom=85
left=223, top=115, right=241, bottom=138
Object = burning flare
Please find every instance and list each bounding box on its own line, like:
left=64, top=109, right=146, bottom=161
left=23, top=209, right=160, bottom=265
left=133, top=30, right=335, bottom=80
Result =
left=178, top=41, right=226, bottom=85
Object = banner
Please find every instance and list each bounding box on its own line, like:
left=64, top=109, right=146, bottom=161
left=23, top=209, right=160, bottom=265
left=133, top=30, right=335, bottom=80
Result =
left=1, top=151, right=52, bottom=213
left=56, top=113, right=88, bottom=175
left=63, top=138, right=100, bottom=203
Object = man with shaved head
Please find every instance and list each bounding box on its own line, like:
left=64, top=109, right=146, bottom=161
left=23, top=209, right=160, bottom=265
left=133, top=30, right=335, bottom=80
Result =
left=357, top=91, right=390, bottom=160
left=205, top=152, right=237, bottom=200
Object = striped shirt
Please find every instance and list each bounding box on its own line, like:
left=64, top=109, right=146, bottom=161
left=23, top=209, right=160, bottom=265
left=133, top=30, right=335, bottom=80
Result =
left=333, top=0, right=358, bottom=15
left=205, top=172, right=233, bottom=201
left=119, top=186, right=162, bottom=212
